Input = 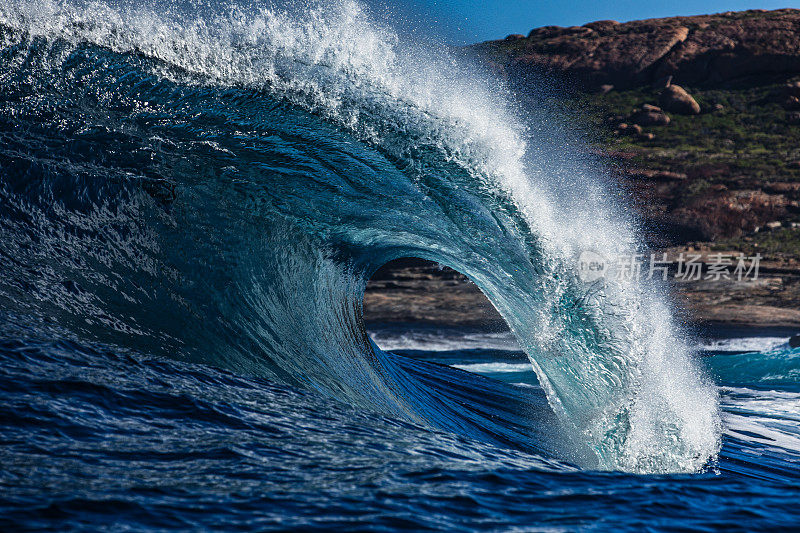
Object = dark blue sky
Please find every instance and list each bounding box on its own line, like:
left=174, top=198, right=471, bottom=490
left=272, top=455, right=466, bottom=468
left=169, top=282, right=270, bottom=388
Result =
left=395, top=0, right=799, bottom=44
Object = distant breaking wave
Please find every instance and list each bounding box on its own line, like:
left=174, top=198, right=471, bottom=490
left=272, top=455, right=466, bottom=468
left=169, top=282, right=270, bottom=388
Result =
left=0, top=0, right=720, bottom=472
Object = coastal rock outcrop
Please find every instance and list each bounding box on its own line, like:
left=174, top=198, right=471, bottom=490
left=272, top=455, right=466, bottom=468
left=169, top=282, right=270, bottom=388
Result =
left=659, top=84, right=701, bottom=114
left=631, top=107, right=671, bottom=126
left=475, top=9, right=800, bottom=89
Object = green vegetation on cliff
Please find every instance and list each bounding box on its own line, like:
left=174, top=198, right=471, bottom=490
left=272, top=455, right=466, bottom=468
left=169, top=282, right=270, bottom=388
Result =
left=476, top=9, right=800, bottom=254
left=584, top=82, right=800, bottom=183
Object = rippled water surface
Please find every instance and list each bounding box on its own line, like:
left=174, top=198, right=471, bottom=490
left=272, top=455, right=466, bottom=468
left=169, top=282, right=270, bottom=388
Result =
left=2, top=327, right=799, bottom=530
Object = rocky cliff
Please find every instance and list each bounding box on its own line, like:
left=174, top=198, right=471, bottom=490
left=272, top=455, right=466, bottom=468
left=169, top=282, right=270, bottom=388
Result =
left=475, top=9, right=800, bottom=90
left=363, top=10, right=800, bottom=329
left=471, top=9, right=800, bottom=248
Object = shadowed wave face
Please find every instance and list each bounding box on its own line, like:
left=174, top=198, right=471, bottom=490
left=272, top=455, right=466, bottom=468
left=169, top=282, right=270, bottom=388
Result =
left=0, top=0, right=720, bottom=473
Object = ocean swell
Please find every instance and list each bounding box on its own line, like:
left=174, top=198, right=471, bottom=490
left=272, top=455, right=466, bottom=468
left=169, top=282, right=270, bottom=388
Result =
left=0, top=0, right=720, bottom=472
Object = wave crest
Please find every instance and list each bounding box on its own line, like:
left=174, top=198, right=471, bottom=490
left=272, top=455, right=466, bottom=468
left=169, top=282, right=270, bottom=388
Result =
left=0, top=0, right=721, bottom=472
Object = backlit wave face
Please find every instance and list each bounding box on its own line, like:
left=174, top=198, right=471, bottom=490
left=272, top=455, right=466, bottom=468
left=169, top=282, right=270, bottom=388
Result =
left=0, top=0, right=720, bottom=472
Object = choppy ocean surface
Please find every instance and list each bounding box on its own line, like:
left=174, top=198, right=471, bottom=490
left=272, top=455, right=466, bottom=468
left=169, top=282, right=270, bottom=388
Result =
left=0, top=0, right=798, bottom=530
left=2, top=326, right=800, bottom=530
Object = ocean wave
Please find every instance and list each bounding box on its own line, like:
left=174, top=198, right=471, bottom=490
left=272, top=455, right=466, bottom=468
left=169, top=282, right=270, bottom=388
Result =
left=0, top=0, right=721, bottom=472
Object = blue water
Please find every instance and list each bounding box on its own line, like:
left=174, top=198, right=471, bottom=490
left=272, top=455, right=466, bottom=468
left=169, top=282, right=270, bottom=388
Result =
left=2, top=327, right=799, bottom=530
left=1, top=0, right=799, bottom=530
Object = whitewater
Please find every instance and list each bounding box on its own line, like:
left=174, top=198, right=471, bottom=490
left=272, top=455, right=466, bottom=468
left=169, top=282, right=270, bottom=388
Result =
left=0, top=0, right=798, bottom=530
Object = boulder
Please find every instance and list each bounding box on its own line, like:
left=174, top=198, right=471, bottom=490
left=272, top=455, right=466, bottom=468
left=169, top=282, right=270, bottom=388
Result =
left=660, top=84, right=701, bottom=114
left=615, top=123, right=644, bottom=136
left=784, top=96, right=800, bottom=110
left=631, top=109, right=671, bottom=126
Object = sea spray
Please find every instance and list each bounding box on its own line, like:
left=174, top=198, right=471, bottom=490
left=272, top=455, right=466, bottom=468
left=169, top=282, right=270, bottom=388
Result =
left=0, top=0, right=721, bottom=471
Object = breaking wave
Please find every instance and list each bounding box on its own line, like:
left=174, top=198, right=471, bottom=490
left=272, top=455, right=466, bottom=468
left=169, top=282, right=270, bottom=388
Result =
left=0, top=0, right=721, bottom=472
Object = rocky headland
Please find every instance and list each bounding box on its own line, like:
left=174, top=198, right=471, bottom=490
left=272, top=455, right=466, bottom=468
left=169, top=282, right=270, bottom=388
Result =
left=365, top=9, right=800, bottom=329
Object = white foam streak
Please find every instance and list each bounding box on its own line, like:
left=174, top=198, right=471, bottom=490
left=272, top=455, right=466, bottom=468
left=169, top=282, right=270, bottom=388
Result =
left=702, top=337, right=788, bottom=353
left=721, top=387, right=800, bottom=455
left=453, top=362, right=533, bottom=374
left=369, top=329, right=520, bottom=352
